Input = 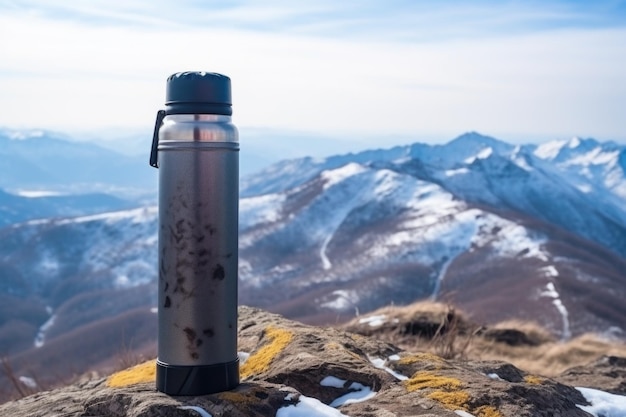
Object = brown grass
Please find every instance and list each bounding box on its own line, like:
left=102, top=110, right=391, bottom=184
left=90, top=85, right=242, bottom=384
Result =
left=345, top=301, right=626, bottom=377
left=474, top=332, right=626, bottom=376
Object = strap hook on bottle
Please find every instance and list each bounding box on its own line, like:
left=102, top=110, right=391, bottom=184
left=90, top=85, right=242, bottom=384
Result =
left=149, top=110, right=166, bottom=168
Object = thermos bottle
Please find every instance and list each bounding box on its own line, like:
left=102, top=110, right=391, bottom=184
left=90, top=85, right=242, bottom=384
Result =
left=150, top=71, right=239, bottom=395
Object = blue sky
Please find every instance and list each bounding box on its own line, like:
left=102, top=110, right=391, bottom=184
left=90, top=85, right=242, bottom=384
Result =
left=1, top=0, right=625, bottom=155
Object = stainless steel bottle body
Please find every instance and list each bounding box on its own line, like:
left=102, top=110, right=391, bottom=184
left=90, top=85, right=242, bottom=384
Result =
left=156, top=114, right=239, bottom=394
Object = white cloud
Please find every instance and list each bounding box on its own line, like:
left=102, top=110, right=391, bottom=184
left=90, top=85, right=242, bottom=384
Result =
left=0, top=2, right=625, bottom=143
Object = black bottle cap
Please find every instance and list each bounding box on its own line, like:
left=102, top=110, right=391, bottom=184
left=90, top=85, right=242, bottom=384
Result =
left=165, top=71, right=232, bottom=116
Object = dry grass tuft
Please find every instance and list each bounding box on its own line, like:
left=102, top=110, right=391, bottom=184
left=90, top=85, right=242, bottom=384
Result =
left=474, top=331, right=626, bottom=376
left=346, top=301, right=626, bottom=377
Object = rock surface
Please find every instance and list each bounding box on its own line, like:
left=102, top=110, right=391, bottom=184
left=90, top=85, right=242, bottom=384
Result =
left=1, top=306, right=624, bottom=417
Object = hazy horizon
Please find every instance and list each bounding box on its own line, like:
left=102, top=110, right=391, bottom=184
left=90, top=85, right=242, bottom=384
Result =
left=1, top=1, right=626, bottom=156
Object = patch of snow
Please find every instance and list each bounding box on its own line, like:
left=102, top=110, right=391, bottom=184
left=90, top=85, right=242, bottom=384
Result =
left=321, top=163, right=367, bottom=190
left=566, top=148, right=620, bottom=167
left=552, top=298, right=571, bottom=340
left=485, top=223, right=549, bottom=261
left=604, top=326, right=624, bottom=340
left=178, top=405, right=213, bottom=417
left=34, top=314, right=57, bottom=348
left=320, top=376, right=376, bottom=407
left=568, top=137, right=581, bottom=148
left=19, top=376, right=37, bottom=389
left=284, top=393, right=296, bottom=401
left=238, top=351, right=250, bottom=364
left=512, top=152, right=534, bottom=171
left=541, top=282, right=559, bottom=298
left=534, top=139, right=568, bottom=159
left=15, top=190, right=65, bottom=198
left=51, top=206, right=158, bottom=226
left=455, top=411, right=476, bottom=417
left=369, top=356, right=409, bottom=381
left=539, top=266, right=559, bottom=277
left=320, top=233, right=333, bottom=270
left=444, top=168, right=470, bottom=177
left=477, top=147, right=493, bottom=159
left=115, top=275, right=131, bottom=287
left=329, top=382, right=376, bottom=407
left=111, top=259, right=155, bottom=289
left=150, top=307, right=158, bottom=314
left=320, top=290, right=359, bottom=311
left=239, top=193, right=285, bottom=228
left=276, top=394, right=350, bottom=417
left=431, top=255, right=457, bottom=300
left=464, top=147, right=493, bottom=164
left=358, top=315, right=387, bottom=327
left=540, top=282, right=571, bottom=340
left=320, top=376, right=346, bottom=389
left=38, top=253, right=60, bottom=275
left=576, top=387, right=626, bottom=417
left=3, top=129, right=45, bottom=140
left=487, top=373, right=504, bottom=381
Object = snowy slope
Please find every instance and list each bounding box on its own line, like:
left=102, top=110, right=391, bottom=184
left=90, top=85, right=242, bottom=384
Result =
left=2, top=132, right=626, bottom=348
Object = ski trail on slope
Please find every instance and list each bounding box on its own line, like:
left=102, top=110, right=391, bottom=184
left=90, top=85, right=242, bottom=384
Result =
left=430, top=255, right=457, bottom=300
left=34, top=313, right=56, bottom=348
left=539, top=266, right=571, bottom=340
left=320, top=233, right=334, bottom=270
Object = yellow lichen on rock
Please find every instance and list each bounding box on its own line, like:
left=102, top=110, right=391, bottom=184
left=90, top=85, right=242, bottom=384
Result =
left=398, top=352, right=445, bottom=366
left=428, top=390, right=470, bottom=409
left=240, top=326, right=294, bottom=379
left=474, top=405, right=504, bottom=417
left=524, top=375, right=544, bottom=385
left=106, top=360, right=156, bottom=387
left=404, top=371, right=462, bottom=392
left=404, top=370, right=503, bottom=417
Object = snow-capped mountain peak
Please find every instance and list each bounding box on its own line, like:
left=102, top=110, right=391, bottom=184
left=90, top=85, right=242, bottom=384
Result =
left=2, top=131, right=626, bottom=354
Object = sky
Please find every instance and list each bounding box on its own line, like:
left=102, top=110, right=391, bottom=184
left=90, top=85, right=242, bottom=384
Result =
left=1, top=0, right=626, bottom=156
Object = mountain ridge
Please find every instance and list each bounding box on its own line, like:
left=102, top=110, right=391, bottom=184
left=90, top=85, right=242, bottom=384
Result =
left=1, top=131, right=626, bottom=392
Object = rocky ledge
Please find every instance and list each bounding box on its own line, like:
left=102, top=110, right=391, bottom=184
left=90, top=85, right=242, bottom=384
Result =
left=1, top=306, right=625, bottom=417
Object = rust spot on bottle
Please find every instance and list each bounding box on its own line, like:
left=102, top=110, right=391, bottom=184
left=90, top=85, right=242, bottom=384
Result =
left=196, top=339, right=203, bottom=347
left=203, top=328, right=214, bottom=338
left=164, top=282, right=169, bottom=292
left=190, top=352, right=199, bottom=360
left=183, top=327, right=196, bottom=343
left=213, top=264, right=225, bottom=280
left=164, top=296, right=171, bottom=308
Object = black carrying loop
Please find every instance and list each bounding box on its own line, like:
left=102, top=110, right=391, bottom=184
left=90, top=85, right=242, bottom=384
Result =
left=149, top=110, right=166, bottom=168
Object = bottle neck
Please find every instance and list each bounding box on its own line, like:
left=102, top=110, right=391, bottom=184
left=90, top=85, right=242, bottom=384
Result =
left=165, top=114, right=232, bottom=123
left=159, top=114, right=238, bottom=143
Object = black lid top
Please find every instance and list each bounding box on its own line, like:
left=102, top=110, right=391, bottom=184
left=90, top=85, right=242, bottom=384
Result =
left=165, top=71, right=232, bottom=116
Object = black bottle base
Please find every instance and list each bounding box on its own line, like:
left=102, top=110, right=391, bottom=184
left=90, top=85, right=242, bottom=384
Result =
left=156, top=358, right=239, bottom=396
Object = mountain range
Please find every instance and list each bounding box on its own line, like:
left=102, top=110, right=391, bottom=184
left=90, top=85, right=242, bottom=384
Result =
left=1, top=131, right=626, bottom=390
left=0, top=128, right=157, bottom=196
